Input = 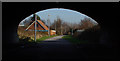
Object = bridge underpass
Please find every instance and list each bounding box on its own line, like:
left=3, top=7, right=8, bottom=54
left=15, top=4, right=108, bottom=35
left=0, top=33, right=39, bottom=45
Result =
left=2, top=2, right=119, bottom=60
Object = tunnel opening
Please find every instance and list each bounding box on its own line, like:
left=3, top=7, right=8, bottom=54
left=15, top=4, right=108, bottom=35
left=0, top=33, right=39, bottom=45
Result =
left=17, top=8, right=101, bottom=45
left=3, top=2, right=119, bottom=61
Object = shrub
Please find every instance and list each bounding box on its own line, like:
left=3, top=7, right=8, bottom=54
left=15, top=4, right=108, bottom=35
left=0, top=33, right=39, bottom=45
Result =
left=74, top=25, right=101, bottom=44
left=17, top=26, right=48, bottom=42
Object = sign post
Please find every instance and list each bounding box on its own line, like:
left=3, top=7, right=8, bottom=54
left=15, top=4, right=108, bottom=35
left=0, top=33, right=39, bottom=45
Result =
left=34, top=14, right=37, bottom=42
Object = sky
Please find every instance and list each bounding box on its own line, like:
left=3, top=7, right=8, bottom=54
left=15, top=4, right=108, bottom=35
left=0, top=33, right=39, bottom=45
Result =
left=19, top=8, right=97, bottom=26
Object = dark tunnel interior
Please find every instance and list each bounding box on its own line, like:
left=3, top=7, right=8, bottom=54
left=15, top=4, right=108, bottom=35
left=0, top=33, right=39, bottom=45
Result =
left=2, top=2, right=119, bottom=61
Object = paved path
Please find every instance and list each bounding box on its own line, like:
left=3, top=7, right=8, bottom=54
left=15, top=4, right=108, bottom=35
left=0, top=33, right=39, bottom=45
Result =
left=45, top=35, right=64, bottom=40
left=4, top=35, right=86, bottom=61
left=3, top=35, right=115, bottom=61
left=35, top=35, right=83, bottom=59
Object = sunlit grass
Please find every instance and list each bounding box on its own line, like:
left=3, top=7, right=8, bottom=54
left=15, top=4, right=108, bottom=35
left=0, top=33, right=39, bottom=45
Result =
left=36, top=35, right=58, bottom=42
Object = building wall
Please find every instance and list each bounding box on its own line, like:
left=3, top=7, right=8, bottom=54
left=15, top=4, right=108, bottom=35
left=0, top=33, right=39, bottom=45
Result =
left=50, top=30, right=56, bottom=35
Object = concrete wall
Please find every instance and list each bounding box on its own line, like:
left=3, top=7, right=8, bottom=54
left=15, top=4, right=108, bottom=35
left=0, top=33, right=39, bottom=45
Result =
left=2, top=2, right=119, bottom=48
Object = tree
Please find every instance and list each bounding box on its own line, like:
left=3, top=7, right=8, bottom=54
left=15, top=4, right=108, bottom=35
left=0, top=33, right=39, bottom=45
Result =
left=56, top=17, right=62, bottom=35
left=50, top=16, right=63, bottom=35
left=31, top=14, right=40, bottom=21
left=50, top=18, right=71, bottom=35
left=79, top=17, right=95, bottom=30
left=24, top=14, right=41, bottom=26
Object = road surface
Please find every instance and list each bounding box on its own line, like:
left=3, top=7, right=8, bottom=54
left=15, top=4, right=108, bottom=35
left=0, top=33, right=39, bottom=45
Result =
left=3, top=35, right=86, bottom=61
left=3, top=35, right=115, bottom=61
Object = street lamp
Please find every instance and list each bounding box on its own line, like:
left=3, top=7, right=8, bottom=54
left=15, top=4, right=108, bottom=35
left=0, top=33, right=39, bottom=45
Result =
left=47, top=15, right=50, bottom=36
left=54, top=20, right=56, bottom=35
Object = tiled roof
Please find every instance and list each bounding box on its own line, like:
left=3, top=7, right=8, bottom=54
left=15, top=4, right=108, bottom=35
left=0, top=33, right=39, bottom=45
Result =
left=26, top=20, right=48, bottom=31
left=37, top=20, right=48, bottom=30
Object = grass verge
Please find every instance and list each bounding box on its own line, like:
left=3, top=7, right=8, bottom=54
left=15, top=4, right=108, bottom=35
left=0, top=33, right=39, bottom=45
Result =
left=62, top=35, right=88, bottom=44
left=36, top=35, right=58, bottom=42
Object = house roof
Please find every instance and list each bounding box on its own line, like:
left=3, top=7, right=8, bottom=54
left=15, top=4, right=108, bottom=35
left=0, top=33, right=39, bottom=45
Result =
left=37, top=20, right=48, bottom=30
left=26, top=20, right=48, bottom=31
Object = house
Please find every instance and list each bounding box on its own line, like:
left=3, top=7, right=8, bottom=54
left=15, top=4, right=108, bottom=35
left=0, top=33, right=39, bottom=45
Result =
left=76, top=30, right=84, bottom=32
left=50, top=30, right=56, bottom=35
left=73, top=29, right=85, bottom=37
left=25, top=20, right=56, bottom=35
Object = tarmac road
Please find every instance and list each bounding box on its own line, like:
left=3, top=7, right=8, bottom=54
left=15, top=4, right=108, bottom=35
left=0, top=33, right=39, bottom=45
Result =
left=3, top=35, right=116, bottom=61
left=3, top=35, right=86, bottom=61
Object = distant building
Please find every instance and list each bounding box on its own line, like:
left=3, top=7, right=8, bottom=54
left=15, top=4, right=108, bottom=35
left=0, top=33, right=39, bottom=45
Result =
left=76, top=30, right=84, bottom=32
left=25, top=20, right=56, bottom=35
left=50, top=30, right=56, bottom=35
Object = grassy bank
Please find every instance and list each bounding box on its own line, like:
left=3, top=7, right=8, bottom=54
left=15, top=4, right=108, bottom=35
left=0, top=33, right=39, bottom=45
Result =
left=19, top=35, right=58, bottom=44
left=36, top=35, right=58, bottom=42
left=62, top=35, right=88, bottom=44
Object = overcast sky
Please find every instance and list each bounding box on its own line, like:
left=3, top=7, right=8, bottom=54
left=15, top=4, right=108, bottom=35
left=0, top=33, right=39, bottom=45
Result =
left=19, top=8, right=97, bottom=26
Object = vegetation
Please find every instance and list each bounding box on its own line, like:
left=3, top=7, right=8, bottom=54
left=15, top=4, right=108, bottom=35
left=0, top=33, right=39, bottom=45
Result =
left=31, top=14, right=40, bottom=21
left=63, top=24, right=101, bottom=45
left=62, top=35, right=88, bottom=44
left=50, top=16, right=64, bottom=35
left=50, top=17, right=97, bottom=35
left=18, top=14, right=100, bottom=44
left=19, top=33, right=58, bottom=44
left=23, top=14, right=45, bottom=27
left=36, top=35, right=58, bottom=42
left=17, top=26, right=48, bottom=42
left=73, top=25, right=101, bottom=44
left=78, top=17, right=97, bottom=30
left=18, top=14, right=50, bottom=43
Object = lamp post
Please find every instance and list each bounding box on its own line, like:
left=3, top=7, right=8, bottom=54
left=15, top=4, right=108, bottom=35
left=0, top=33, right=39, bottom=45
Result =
left=47, top=15, right=50, bottom=36
left=54, top=20, right=56, bottom=35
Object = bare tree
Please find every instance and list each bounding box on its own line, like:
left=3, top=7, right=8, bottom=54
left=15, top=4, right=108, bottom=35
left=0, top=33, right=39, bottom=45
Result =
left=79, top=17, right=95, bottom=30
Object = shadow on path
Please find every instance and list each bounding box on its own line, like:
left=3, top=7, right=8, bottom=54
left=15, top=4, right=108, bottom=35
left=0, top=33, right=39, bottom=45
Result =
left=3, top=35, right=117, bottom=61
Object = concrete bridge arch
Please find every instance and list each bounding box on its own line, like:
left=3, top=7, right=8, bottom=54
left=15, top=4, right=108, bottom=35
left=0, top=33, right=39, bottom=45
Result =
left=3, top=2, right=119, bottom=48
